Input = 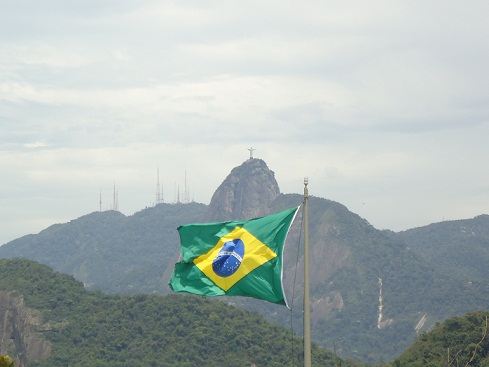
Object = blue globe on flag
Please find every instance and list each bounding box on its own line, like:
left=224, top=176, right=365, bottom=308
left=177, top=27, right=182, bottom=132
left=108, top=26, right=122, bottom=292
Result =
left=212, top=239, right=245, bottom=277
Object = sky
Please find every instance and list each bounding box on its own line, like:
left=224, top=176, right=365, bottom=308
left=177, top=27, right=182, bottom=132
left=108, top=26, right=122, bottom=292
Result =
left=1, top=1, right=489, bottom=245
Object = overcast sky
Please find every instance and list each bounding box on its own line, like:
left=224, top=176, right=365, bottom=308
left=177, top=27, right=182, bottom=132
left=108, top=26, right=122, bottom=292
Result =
left=1, top=1, right=489, bottom=245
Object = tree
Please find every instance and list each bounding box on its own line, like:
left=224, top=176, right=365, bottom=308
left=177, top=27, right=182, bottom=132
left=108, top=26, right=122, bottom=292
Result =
left=0, top=356, right=15, bottom=367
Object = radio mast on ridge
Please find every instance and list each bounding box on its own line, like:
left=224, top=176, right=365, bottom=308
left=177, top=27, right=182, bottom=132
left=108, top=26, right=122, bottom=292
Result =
left=155, top=167, right=162, bottom=205
left=112, top=183, right=119, bottom=211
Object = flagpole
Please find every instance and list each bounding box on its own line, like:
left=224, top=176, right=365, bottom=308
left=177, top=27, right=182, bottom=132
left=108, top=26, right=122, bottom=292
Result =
left=303, top=177, right=311, bottom=367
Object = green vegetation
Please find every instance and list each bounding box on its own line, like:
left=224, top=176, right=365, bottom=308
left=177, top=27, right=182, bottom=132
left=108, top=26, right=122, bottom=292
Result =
left=6, top=254, right=488, bottom=367
left=0, top=258, right=339, bottom=367
left=0, top=203, right=207, bottom=294
left=0, top=356, right=15, bottom=367
left=398, top=215, right=489, bottom=282
left=2, top=196, right=489, bottom=363
left=390, top=311, right=489, bottom=367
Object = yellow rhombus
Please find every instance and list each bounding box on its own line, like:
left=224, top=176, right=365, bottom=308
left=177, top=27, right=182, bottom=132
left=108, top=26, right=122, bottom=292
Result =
left=193, top=227, right=277, bottom=291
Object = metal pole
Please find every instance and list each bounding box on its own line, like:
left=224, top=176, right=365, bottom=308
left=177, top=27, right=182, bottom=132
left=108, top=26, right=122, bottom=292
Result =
left=303, top=177, right=311, bottom=367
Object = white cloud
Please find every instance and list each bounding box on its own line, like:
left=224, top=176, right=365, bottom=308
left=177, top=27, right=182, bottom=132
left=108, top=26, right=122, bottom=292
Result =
left=1, top=0, right=489, bottom=244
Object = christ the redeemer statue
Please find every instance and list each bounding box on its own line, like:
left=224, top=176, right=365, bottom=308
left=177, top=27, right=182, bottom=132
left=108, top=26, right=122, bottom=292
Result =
left=248, top=147, right=256, bottom=159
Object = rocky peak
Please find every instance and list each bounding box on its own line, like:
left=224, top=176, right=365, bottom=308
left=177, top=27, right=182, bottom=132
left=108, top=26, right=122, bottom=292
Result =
left=205, top=158, right=280, bottom=221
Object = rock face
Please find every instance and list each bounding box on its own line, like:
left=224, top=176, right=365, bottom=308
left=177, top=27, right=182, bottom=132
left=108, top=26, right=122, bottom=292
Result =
left=0, top=292, right=51, bottom=367
left=205, top=158, right=280, bottom=221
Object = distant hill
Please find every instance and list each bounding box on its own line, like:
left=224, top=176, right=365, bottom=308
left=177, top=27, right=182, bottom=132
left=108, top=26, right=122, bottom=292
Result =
left=0, top=203, right=207, bottom=294
left=397, top=215, right=489, bottom=281
left=269, top=194, right=489, bottom=362
left=0, top=258, right=340, bottom=367
left=1, top=158, right=489, bottom=363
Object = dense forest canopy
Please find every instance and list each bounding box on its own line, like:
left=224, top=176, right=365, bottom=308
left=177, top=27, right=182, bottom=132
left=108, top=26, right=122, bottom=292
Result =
left=0, top=258, right=342, bottom=367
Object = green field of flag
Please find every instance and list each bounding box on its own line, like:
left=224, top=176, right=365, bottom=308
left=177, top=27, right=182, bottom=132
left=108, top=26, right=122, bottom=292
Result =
left=169, top=207, right=299, bottom=306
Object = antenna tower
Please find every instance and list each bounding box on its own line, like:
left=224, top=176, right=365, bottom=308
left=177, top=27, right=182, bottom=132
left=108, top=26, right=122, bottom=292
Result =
left=173, top=182, right=176, bottom=203
left=155, top=167, right=161, bottom=205
left=112, top=183, right=119, bottom=211
left=184, top=170, right=189, bottom=204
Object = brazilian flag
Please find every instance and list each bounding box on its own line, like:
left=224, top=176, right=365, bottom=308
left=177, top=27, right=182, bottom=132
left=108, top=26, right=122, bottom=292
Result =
left=169, top=207, right=299, bottom=306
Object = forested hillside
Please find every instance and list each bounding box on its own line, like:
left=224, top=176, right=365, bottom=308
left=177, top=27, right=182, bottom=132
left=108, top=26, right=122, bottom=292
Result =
left=0, top=258, right=342, bottom=367
left=397, top=215, right=489, bottom=281
left=0, top=203, right=207, bottom=294
left=390, top=311, right=489, bottom=366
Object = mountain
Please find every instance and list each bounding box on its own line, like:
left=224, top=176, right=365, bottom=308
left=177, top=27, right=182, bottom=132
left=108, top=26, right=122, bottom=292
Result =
left=0, top=258, right=340, bottom=367
left=295, top=199, right=489, bottom=362
left=397, top=215, right=489, bottom=282
left=205, top=158, right=280, bottom=221
left=0, top=203, right=206, bottom=294
left=1, top=157, right=489, bottom=363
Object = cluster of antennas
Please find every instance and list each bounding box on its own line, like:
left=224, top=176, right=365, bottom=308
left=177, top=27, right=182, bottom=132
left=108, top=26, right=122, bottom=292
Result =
left=98, top=169, right=193, bottom=213
left=154, top=168, right=193, bottom=206
left=101, top=149, right=256, bottom=212
left=99, top=184, right=119, bottom=212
